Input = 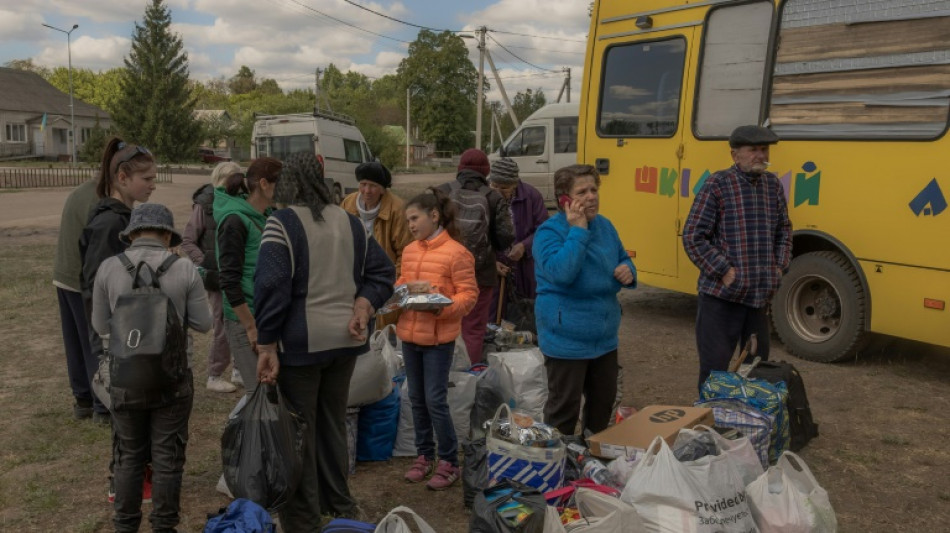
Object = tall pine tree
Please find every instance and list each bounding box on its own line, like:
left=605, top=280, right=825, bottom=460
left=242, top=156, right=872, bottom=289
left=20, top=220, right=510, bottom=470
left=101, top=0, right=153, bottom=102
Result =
left=113, top=0, right=200, bottom=162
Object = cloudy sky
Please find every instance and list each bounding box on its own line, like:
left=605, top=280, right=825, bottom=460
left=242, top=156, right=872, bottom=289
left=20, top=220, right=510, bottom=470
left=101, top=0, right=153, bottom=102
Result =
left=0, top=0, right=589, bottom=103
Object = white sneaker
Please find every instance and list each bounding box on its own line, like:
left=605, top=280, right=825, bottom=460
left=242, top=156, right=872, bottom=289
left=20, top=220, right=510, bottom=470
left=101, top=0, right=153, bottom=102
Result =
left=206, top=375, right=237, bottom=393
left=231, top=368, right=244, bottom=387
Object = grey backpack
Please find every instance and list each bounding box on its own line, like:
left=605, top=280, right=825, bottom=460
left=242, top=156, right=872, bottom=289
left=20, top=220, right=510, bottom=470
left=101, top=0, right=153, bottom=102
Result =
left=448, top=181, right=492, bottom=267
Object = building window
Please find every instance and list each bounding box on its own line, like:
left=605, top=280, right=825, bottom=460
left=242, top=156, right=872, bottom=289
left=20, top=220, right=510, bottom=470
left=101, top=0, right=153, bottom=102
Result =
left=5, top=124, right=26, bottom=143
left=81, top=128, right=93, bottom=143
left=597, top=38, right=686, bottom=137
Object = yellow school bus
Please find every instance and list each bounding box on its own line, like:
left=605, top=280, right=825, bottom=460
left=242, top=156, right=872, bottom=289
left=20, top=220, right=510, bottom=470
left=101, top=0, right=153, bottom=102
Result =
left=579, top=0, right=950, bottom=361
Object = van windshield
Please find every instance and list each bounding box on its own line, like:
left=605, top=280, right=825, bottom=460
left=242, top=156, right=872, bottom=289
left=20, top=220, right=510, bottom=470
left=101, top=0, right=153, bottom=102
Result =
left=259, top=135, right=312, bottom=161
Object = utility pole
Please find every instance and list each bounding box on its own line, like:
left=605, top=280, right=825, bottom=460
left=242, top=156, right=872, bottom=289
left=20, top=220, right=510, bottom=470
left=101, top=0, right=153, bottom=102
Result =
left=406, top=87, right=411, bottom=169
left=43, top=23, right=79, bottom=165
left=484, top=45, right=519, bottom=129
left=314, top=68, right=322, bottom=113
left=475, top=27, right=486, bottom=150
left=556, top=67, right=572, bottom=103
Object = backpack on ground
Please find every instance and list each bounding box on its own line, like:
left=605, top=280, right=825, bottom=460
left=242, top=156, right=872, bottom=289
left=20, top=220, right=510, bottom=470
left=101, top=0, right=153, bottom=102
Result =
left=204, top=498, right=275, bottom=533
left=748, top=360, right=819, bottom=451
left=320, top=518, right=375, bottom=533
left=447, top=181, right=492, bottom=267
left=109, top=253, right=187, bottom=408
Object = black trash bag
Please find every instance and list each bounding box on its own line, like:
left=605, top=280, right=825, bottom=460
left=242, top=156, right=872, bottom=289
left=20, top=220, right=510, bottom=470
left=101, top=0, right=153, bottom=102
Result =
left=504, top=275, right=536, bottom=336
left=463, top=438, right=489, bottom=508
left=470, top=364, right=515, bottom=440
left=470, top=479, right=547, bottom=533
left=221, top=384, right=305, bottom=511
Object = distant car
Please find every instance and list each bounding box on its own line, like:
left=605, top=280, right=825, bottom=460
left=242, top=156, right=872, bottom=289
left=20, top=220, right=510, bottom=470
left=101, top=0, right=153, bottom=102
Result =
left=198, top=148, right=231, bottom=163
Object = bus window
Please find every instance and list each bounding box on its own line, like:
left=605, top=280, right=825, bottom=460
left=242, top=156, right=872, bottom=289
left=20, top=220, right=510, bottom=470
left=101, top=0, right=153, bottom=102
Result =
left=554, top=117, right=578, bottom=153
left=770, top=1, right=950, bottom=139
left=694, top=1, right=773, bottom=137
left=597, top=39, right=686, bottom=137
left=343, top=139, right=363, bottom=163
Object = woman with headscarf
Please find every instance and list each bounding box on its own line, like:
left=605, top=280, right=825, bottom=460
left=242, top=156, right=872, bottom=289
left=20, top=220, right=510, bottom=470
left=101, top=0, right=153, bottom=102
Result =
left=181, top=161, right=242, bottom=393
left=254, top=152, right=395, bottom=530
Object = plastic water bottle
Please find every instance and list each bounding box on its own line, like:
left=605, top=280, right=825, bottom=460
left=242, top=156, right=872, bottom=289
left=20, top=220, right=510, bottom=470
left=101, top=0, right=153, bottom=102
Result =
left=581, top=456, right=611, bottom=486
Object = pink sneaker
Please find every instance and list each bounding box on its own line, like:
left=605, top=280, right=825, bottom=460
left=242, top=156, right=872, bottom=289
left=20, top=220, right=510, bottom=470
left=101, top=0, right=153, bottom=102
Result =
left=405, top=456, right=432, bottom=483
left=425, top=460, right=460, bottom=491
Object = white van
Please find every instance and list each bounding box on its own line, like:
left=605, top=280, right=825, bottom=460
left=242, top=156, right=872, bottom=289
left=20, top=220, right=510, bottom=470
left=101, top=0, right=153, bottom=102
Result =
left=251, top=109, right=373, bottom=203
left=491, top=102, right=579, bottom=203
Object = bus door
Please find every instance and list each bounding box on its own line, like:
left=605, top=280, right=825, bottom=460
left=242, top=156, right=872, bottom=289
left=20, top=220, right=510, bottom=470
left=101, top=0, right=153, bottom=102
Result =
left=586, top=32, right=692, bottom=278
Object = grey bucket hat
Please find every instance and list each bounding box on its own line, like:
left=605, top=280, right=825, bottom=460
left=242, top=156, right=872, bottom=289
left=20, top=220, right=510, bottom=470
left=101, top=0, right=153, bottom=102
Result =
left=120, top=203, right=182, bottom=247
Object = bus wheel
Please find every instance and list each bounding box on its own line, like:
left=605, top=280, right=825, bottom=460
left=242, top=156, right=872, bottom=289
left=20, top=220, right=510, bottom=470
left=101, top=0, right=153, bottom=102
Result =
left=772, top=251, right=867, bottom=363
left=333, top=184, right=343, bottom=205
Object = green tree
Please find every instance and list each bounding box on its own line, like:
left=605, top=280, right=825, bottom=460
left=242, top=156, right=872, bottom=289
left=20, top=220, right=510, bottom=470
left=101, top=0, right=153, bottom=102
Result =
left=79, top=115, right=110, bottom=163
left=499, top=88, right=547, bottom=140
left=229, top=65, right=258, bottom=95
left=4, top=58, right=50, bottom=78
left=113, top=0, right=201, bottom=162
left=47, top=67, right=124, bottom=115
left=397, top=30, right=481, bottom=153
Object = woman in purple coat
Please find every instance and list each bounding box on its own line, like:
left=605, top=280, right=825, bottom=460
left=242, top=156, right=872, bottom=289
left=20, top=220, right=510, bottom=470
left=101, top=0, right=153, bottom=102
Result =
left=490, top=157, right=549, bottom=325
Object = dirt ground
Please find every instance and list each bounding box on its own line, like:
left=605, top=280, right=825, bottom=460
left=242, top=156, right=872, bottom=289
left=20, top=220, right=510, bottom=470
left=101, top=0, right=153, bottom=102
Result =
left=0, top=175, right=948, bottom=532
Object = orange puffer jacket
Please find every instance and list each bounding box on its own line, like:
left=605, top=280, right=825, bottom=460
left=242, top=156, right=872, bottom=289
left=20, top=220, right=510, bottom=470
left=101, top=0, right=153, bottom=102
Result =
left=396, top=230, right=479, bottom=346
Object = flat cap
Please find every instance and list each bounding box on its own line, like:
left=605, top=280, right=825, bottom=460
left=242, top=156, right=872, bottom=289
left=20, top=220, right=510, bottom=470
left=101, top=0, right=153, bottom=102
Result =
left=729, top=125, right=779, bottom=148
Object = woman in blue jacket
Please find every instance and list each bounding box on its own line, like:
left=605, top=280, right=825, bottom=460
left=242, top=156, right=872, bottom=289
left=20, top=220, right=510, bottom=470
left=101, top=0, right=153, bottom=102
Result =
left=534, top=164, right=637, bottom=436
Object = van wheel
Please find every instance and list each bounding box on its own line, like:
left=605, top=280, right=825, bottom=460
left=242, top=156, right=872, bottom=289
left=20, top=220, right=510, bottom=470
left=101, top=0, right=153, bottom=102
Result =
left=772, top=251, right=868, bottom=363
left=333, top=184, right=343, bottom=205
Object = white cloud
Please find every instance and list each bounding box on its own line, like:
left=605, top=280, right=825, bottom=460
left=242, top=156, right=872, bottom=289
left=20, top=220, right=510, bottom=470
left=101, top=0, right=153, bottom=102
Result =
left=35, top=35, right=130, bottom=70
left=0, top=10, right=45, bottom=42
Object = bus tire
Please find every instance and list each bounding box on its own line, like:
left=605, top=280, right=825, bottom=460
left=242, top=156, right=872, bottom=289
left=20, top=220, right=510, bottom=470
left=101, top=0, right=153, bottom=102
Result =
left=772, top=251, right=867, bottom=363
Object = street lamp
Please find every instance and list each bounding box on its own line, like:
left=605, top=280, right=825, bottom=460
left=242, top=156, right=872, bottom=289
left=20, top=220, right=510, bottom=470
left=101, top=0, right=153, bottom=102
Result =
left=42, top=22, right=79, bottom=166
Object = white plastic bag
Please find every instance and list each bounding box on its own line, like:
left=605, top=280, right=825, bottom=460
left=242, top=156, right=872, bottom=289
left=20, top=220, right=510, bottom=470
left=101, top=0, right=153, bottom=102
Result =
left=392, top=380, right=416, bottom=457
left=374, top=324, right=403, bottom=377
left=348, top=328, right=396, bottom=407
left=452, top=334, right=471, bottom=370
left=621, top=437, right=758, bottom=533
left=574, top=487, right=646, bottom=532
left=676, top=425, right=764, bottom=486
left=487, top=347, right=547, bottom=421
left=747, top=451, right=837, bottom=533
left=374, top=505, right=437, bottom=533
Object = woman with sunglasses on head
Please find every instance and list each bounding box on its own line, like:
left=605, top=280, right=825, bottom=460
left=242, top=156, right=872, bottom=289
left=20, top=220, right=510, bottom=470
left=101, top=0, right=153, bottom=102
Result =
left=213, top=157, right=282, bottom=395
left=79, top=137, right=158, bottom=424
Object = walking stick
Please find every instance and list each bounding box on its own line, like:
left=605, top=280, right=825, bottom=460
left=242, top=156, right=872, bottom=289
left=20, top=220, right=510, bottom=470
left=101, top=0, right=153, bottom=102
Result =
left=495, top=275, right=506, bottom=325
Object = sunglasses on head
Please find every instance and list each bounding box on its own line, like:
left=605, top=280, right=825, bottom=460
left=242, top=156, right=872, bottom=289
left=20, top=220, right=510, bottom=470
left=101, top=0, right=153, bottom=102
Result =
left=111, top=142, right=153, bottom=175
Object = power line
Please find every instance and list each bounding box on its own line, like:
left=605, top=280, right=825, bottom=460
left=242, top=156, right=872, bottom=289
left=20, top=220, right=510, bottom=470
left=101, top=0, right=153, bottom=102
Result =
left=341, top=0, right=461, bottom=32
left=281, top=0, right=411, bottom=43
left=488, top=33, right=558, bottom=72
left=502, top=43, right=585, bottom=56
left=490, top=29, right=587, bottom=43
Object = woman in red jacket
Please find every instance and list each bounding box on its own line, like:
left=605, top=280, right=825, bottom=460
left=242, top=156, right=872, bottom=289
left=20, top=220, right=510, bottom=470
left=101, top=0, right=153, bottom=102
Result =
left=396, top=188, right=478, bottom=490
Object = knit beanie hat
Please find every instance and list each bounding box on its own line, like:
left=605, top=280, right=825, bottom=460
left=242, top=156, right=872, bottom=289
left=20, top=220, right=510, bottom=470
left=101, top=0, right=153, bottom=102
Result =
left=120, top=203, right=182, bottom=247
left=355, top=161, right=392, bottom=188
left=458, top=148, right=490, bottom=178
left=489, top=157, right=520, bottom=185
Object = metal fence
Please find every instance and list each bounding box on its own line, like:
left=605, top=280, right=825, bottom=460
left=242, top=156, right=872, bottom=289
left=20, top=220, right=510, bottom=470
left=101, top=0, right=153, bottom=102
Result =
left=0, top=166, right=173, bottom=189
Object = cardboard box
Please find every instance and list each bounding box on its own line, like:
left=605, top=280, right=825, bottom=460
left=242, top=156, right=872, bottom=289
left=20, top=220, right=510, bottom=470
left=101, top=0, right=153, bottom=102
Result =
left=587, top=405, right=715, bottom=459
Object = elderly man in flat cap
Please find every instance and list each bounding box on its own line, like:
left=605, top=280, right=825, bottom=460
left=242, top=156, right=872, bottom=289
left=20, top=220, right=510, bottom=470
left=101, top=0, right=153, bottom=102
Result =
left=683, top=125, right=792, bottom=391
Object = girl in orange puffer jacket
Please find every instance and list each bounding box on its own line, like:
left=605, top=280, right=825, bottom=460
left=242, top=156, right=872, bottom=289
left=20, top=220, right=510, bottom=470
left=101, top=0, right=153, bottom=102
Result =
left=396, top=187, right=478, bottom=490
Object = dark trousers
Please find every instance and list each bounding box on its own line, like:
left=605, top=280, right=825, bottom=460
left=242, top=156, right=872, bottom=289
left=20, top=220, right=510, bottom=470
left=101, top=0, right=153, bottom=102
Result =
left=543, top=350, right=619, bottom=436
left=57, top=288, right=93, bottom=405
left=461, top=287, right=494, bottom=363
left=402, top=341, right=457, bottom=465
left=696, top=293, right=770, bottom=391
left=278, top=356, right=358, bottom=532
left=112, top=376, right=194, bottom=533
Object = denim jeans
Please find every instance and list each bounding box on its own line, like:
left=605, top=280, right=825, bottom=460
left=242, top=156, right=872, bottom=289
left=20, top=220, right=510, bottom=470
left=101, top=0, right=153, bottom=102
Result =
left=112, top=373, right=193, bottom=533
left=402, top=341, right=458, bottom=466
left=695, top=293, right=770, bottom=391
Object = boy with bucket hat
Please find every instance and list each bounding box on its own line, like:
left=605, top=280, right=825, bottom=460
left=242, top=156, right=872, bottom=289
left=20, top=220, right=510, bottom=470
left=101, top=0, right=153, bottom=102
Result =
left=91, top=203, right=212, bottom=532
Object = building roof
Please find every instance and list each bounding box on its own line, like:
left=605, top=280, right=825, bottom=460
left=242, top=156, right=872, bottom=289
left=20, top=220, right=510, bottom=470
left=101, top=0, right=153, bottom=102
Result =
left=0, top=67, right=109, bottom=118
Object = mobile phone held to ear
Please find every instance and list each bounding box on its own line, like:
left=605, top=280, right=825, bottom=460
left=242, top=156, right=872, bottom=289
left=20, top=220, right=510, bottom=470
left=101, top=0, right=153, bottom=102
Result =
left=558, top=194, right=571, bottom=209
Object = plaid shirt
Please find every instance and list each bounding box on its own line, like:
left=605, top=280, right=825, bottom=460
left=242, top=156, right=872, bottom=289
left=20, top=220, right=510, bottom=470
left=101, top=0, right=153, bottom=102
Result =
left=683, top=165, right=792, bottom=308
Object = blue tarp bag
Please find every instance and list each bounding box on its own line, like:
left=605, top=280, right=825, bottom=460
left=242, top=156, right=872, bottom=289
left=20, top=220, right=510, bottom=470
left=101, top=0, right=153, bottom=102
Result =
left=204, top=498, right=275, bottom=533
left=356, top=379, right=401, bottom=461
